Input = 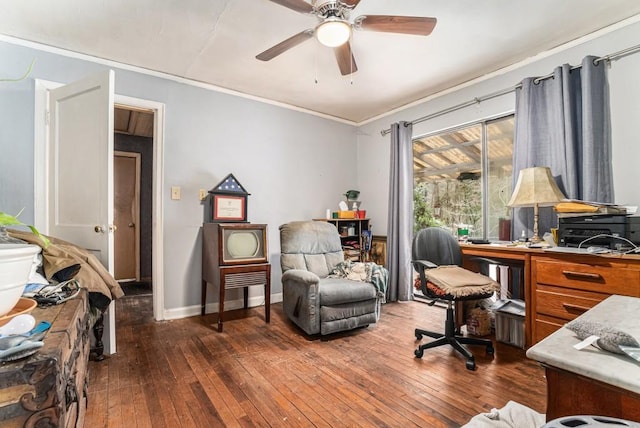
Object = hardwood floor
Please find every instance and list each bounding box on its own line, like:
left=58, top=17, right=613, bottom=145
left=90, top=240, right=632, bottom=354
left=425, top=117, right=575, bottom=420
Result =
left=85, top=297, right=547, bottom=427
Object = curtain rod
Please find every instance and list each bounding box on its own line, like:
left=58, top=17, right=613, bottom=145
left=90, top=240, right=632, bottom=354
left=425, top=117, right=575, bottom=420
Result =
left=380, top=42, right=640, bottom=136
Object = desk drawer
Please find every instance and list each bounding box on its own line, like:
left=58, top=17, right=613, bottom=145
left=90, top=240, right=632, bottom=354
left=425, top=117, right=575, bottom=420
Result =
left=534, top=314, right=565, bottom=343
left=535, top=259, right=640, bottom=295
left=536, top=284, right=607, bottom=321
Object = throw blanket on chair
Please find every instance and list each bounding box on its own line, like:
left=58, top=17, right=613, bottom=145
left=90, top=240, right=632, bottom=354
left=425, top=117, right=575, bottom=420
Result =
left=424, top=265, right=499, bottom=298
left=329, top=260, right=388, bottom=303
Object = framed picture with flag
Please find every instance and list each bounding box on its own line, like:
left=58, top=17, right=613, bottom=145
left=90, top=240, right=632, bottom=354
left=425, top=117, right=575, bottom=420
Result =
left=208, top=173, right=249, bottom=222
left=213, top=194, right=245, bottom=221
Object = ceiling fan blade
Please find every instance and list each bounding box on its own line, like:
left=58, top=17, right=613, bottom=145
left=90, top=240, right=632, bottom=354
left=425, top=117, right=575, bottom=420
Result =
left=334, top=42, right=358, bottom=76
left=266, top=0, right=313, bottom=14
left=356, top=15, right=437, bottom=36
left=256, top=30, right=314, bottom=61
left=341, top=0, right=362, bottom=7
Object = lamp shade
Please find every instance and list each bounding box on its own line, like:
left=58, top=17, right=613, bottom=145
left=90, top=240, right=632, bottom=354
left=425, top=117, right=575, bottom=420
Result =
left=507, top=167, right=566, bottom=208
left=316, top=18, right=351, bottom=47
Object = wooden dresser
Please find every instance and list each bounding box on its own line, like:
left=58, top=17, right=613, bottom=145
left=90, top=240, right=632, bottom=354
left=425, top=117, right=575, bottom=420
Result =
left=0, top=290, right=90, bottom=428
left=531, top=252, right=640, bottom=344
left=462, top=243, right=640, bottom=347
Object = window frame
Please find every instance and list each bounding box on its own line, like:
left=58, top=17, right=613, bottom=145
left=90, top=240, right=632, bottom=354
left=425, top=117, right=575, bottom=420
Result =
left=412, top=112, right=515, bottom=240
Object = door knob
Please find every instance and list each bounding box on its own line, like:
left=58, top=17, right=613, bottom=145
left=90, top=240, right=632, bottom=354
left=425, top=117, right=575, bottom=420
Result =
left=94, top=225, right=104, bottom=233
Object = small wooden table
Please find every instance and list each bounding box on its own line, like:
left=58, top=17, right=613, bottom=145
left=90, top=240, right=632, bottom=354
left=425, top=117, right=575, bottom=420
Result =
left=526, top=295, right=640, bottom=422
left=460, top=243, right=533, bottom=344
left=202, top=263, right=271, bottom=332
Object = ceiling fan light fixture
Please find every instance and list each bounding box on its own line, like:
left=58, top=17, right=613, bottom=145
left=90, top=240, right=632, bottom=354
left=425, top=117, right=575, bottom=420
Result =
left=316, top=18, right=351, bottom=47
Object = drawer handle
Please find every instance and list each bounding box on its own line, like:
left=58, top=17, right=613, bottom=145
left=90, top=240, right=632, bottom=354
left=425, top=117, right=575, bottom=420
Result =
left=562, top=302, right=590, bottom=313
left=562, top=270, right=602, bottom=280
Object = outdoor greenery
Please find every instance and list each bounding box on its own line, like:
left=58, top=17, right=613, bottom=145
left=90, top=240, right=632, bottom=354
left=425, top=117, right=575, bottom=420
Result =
left=413, top=179, right=482, bottom=237
left=413, top=183, right=442, bottom=234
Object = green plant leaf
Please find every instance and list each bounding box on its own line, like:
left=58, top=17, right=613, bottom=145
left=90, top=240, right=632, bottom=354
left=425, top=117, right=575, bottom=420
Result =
left=0, top=212, right=23, bottom=226
left=0, top=210, right=50, bottom=248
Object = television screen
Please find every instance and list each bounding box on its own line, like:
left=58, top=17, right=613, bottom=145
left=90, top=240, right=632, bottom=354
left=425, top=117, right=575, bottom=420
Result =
left=214, top=224, right=267, bottom=265
left=227, top=231, right=260, bottom=258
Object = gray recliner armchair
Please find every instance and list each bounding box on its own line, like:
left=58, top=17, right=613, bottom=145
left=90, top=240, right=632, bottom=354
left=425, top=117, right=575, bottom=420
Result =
left=279, top=220, right=386, bottom=335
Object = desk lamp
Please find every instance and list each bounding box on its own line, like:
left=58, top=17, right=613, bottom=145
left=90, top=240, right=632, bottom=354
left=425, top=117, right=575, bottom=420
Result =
left=507, top=166, right=566, bottom=244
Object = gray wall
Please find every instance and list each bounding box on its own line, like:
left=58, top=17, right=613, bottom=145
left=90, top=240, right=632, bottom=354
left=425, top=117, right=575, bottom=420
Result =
left=0, top=39, right=358, bottom=316
left=356, top=19, right=640, bottom=235
left=3, top=18, right=638, bottom=316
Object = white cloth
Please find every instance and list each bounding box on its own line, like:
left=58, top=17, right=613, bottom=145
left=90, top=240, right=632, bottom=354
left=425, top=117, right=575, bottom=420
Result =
left=28, top=254, right=49, bottom=285
left=461, top=401, right=545, bottom=428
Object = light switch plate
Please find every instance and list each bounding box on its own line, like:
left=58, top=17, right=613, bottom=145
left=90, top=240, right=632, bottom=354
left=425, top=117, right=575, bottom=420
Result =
left=171, top=186, right=181, bottom=200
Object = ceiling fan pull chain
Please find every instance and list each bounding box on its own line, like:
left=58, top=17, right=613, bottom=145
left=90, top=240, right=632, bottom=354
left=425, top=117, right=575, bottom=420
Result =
left=349, top=32, right=354, bottom=85
left=315, top=40, right=319, bottom=84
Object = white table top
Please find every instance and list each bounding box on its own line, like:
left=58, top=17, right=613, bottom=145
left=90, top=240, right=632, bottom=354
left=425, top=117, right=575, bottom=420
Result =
left=526, top=294, right=640, bottom=394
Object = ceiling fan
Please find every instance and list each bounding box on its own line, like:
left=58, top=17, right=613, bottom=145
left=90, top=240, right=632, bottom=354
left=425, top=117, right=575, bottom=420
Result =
left=256, top=0, right=437, bottom=76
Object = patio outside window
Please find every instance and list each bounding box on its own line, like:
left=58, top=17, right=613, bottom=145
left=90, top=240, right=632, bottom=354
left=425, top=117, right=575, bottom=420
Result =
left=412, top=115, right=514, bottom=241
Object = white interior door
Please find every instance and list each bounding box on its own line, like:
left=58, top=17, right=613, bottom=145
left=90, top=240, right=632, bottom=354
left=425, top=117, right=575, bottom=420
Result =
left=47, top=70, right=117, bottom=353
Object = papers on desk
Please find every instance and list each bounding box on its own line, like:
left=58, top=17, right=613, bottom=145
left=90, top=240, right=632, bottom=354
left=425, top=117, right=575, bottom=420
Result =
left=555, top=199, right=627, bottom=217
left=489, top=240, right=516, bottom=246
left=543, top=247, right=591, bottom=254
left=528, top=242, right=552, bottom=249
left=574, top=340, right=640, bottom=363
left=619, top=345, right=640, bottom=362
left=543, top=246, right=611, bottom=254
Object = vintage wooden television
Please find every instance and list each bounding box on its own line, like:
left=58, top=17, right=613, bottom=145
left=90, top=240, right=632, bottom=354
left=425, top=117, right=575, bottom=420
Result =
left=202, top=223, right=268, bottom=271
left=201, top=222, right=270, bottom=325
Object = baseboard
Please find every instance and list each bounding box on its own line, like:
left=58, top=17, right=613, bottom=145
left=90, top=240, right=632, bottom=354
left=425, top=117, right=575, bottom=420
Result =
left=162, top=292, right=283, bottom=320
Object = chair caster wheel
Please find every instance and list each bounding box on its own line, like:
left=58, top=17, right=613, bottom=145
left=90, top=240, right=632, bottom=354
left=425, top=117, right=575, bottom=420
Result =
left=414, top=348, right=424, bottom=358
left=486, top=345, right=495, bottom=355
left=466, top=360, right=476, bottom=371
left=415, top=332, right=423, bottom=340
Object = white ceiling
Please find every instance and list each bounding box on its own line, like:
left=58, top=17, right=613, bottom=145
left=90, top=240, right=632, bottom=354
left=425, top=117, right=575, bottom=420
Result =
left=1, top=0, right=640, bottom=124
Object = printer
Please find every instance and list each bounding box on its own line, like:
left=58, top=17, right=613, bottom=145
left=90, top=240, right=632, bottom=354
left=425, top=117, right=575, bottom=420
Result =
left=558, top=214, right=640, bottom=249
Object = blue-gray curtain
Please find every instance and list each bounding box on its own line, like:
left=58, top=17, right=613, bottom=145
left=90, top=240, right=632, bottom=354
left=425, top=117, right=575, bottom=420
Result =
left=387, top=121, right=413, bottom=302
left=512, top=55, right=613, bottom=238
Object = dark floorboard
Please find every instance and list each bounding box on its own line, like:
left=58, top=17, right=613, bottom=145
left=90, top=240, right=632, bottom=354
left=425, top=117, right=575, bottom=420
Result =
left=119, top=281, right=152, bottom=297
left=86, top=296, right=547, bottom=427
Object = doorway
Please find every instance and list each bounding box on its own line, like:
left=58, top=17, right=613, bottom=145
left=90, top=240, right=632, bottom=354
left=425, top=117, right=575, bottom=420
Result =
left=114, top=106, right=154, bottom=299
left=114, top=151, right=140, bottom=281
left=35, top=78, right=167, bottom=355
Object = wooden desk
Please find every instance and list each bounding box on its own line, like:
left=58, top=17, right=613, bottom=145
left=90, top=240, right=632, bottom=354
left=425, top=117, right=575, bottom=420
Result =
left=461, top=244, right=536, bottom=346
left=460, top=244, right=640, bottom=347
left=526, top=295, right=640, bottom=422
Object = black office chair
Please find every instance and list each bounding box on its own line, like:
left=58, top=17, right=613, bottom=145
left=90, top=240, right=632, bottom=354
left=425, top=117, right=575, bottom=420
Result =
left=412, top=227, right=499, bottom=370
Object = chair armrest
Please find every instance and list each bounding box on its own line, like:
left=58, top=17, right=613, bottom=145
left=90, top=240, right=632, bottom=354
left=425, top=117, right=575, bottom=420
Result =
left=282, top=269, right=320, bottom=285
left=411, top=259, right=439, bottom=271
left=467, top=256, right=518, bottom=277
left=467, top=256, right=503, bottom=266
left=281, top=269, right=322, bottom=334
left=411, top=259, right=441, bottom=304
